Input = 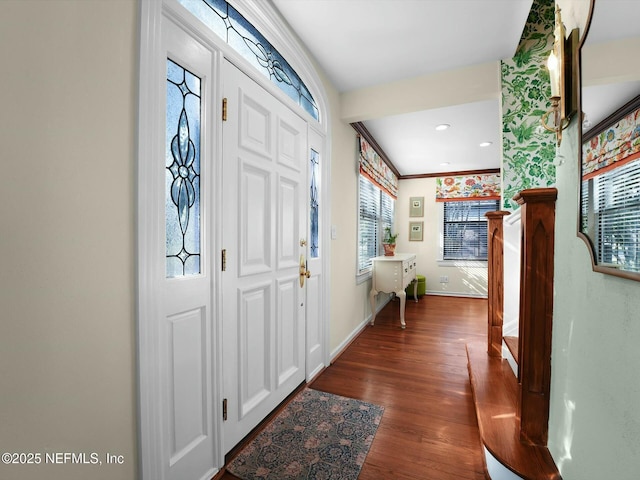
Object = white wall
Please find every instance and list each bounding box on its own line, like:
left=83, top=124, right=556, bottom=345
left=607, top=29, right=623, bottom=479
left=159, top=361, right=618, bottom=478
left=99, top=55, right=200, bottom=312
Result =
left=549, top=119, right=640, bottom=480
left=546, top=3, right=640, bottom=478
left=0, top=2, right=137, bottom=480
left=395, top=178, right=488, bottom=297
left=502, top=209, right=521, bottom=337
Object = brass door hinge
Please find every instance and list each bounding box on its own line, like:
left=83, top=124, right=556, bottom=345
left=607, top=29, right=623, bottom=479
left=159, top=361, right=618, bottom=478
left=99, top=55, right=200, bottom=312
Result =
left=222, top=398, right=228, bottom=421
left=221, top=249, right=226, bottom=271
left=222, top=97, right=228, bottom=121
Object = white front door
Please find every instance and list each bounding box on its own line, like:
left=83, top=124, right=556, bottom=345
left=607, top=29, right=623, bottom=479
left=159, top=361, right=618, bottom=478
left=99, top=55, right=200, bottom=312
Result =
left=221, top=60, right=308, bottom=453
left=139, top=3, right=331, bottom=478
left=305, top=128, right=325, bottom=380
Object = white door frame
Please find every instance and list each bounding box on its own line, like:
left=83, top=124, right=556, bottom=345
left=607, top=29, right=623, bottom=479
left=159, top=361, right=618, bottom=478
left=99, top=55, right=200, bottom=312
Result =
left=137, top=0, right=331, bottom=477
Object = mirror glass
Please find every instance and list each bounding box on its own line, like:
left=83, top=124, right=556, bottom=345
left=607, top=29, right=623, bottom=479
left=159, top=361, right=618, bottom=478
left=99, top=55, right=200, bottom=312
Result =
left=579, top=0, right=640, bottom=278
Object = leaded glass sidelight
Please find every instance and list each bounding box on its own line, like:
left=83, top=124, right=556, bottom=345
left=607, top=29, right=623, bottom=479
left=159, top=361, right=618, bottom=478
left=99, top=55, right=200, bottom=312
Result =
left=178, top=0, right=319, bottom=121
left=309, top=149, right=320, bottom=258
left=166, top=59, right=201, bottom=277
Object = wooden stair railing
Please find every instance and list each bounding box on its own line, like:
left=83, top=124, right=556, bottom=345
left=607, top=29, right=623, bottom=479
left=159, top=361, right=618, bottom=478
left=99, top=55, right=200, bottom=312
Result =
left=486, top=211, right=511, bottom=357
left=468, top=188, right=560, bottom=479
left=514, top=188, right=557, bottom=447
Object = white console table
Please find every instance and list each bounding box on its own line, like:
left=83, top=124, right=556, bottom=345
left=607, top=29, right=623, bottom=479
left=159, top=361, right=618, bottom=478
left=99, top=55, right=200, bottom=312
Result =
left=370, top=253, right=417, bottom=329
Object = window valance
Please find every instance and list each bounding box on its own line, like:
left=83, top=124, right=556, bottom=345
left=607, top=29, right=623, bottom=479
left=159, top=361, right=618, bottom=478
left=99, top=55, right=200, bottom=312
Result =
left=436, top=174, right=501, bottom=202
left=358, top=135, right=398, bottom=199
left=582, top=107, right=640, bottom=180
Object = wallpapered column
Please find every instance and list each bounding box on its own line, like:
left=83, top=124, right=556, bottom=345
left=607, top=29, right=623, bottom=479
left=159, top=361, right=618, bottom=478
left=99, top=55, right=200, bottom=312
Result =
left=501, top=0, right=557, bottom=210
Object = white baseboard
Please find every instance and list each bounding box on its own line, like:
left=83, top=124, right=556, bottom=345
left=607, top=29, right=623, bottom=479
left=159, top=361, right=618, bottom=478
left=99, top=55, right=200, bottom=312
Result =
left=425, top=290, right=488, bottom=299
left=330, top=319, right=369, bottom=362
left=329, top=296, right=392, bottom=362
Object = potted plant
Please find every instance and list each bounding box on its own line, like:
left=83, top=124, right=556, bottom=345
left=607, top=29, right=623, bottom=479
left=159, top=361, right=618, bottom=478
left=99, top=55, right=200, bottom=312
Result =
left=382, top=226, right=398, bottom=256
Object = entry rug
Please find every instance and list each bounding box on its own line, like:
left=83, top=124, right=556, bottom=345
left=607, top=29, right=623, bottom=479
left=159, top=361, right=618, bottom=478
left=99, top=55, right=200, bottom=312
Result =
left=227, top=388, right=384, bottom=480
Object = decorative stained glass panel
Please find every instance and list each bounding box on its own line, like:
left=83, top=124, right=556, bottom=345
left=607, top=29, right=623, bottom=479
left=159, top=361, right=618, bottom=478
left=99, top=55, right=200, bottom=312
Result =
left=166, top=59, right=201, bottom=277
left=309, top=149, right=319, bottom=258
left=178, top=0, right=319, bottom=121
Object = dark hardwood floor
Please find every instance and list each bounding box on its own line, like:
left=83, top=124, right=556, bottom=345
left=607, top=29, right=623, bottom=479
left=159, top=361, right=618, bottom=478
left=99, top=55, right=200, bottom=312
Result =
left=220, top=295, right=488, bottom=480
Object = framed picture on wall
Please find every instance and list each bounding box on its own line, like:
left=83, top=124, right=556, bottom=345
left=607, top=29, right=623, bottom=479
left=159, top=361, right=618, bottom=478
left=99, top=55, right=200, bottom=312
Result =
left=409, top=221, right=423, bottom=241
left=409, top=196, right=424, bottom=217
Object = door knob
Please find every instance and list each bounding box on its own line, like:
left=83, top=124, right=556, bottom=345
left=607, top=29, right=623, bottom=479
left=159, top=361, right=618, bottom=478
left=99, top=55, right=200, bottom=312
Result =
left=299, top=255, right=311, bottom=287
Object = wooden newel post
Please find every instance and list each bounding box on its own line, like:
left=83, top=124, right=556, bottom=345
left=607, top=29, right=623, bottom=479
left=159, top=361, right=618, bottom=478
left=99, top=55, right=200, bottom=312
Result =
left=513, top=188, right=557, bottom=447
left=485, top=211, right=511, bottom=358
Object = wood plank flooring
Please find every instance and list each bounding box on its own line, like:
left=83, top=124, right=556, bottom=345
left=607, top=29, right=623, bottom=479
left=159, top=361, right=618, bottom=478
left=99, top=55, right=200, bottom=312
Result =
left=219, top=295, right=488, bottom=480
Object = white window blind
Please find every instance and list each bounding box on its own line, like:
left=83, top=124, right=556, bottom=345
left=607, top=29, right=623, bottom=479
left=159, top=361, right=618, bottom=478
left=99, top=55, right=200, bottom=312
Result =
left=590, top=158, right=640, bottom=271
left=581, top=179, right=589, bottom=234
left=443, top=199, right=499, bottom=261
left=358, top=175, right=394, bottom=274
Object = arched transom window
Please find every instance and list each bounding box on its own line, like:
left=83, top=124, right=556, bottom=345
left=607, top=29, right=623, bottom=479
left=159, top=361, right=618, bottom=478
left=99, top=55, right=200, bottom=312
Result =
left=178, top=0, right=319, bottom=121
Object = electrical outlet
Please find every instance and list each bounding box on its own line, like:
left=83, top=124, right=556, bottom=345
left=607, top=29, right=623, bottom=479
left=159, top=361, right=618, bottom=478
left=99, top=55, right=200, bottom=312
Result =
left=439, top=275, right=449, bottom=283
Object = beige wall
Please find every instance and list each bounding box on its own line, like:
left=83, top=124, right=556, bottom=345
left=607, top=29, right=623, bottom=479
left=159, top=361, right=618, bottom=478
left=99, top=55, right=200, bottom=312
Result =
left=326, top=94, right=370, bottom=352
left=326, top=58, right=500, bottom=355
left=341, top=62, right=500, bottom=123
left=395, top=178, right=488, bottom=297
left=0, top=2, right=387, bottom=476
left=0, top=2, right=137, bottom=479
left=4, top=2, right=638, bottom=480
left=326, top=87, right=391, bottom=353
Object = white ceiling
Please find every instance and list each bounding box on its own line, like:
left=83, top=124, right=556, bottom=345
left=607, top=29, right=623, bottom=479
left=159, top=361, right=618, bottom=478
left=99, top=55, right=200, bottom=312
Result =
left=272, top=0, right=640, bottom=176
left=272, top=0, right=533, bottom=176
left=272, top=0, right=533, bottom=93
left=364, top=99, right=501, bottom=176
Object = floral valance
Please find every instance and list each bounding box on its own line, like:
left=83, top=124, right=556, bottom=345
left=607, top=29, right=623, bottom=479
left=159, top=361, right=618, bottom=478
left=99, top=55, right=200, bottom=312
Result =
left=436, top=174, right=501, bottom=202
left=358, top=135, right=398, bottom=199
left=583, top=106, right=640, bottom=180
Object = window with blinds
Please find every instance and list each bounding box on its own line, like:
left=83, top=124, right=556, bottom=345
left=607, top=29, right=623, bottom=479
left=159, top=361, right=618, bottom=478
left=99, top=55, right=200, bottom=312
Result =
left=358, top=175, right=394, bottom=274
left=585, top=157, right=640, bottom=272
left=581, top=179, right=589, bottom=234
left=442, top=199, right=499, bottom=261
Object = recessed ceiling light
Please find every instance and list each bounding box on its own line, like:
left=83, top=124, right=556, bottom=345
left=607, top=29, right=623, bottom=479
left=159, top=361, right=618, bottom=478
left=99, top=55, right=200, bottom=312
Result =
left=435, top=124, right=450, bottom=131
left=479, top=141, right=493, bottom=147
left=440, top=162, right=450, bottom=166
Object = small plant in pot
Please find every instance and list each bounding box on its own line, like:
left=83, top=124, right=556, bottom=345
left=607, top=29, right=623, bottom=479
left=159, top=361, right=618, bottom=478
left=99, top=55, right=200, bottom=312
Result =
left=382, top=227, right=398, bottom=256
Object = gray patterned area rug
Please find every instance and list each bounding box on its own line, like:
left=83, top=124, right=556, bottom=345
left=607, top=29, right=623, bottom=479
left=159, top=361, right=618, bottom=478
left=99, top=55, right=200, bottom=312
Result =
left=227, top=388, right=384, bottom=480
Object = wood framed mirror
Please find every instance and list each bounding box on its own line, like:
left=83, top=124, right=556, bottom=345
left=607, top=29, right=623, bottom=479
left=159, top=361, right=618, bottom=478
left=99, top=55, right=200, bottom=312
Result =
left=578, top=0, right=640, bottom=280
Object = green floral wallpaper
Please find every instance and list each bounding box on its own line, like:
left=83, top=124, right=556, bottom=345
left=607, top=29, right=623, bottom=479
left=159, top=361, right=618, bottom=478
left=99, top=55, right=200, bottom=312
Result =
left=501, top=0, right=556, bottom=210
